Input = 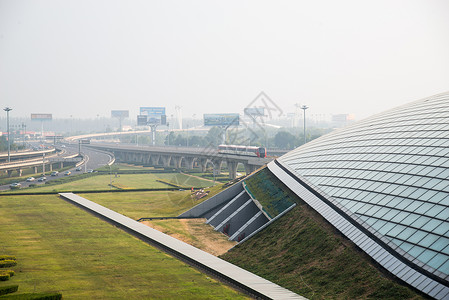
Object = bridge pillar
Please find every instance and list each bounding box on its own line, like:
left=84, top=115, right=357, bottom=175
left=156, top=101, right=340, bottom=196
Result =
left=49, top=163, right=53, bottom=171
left=16, top=169, right=23, bottom=177
left=160, top=155, right=171, bottom=167
left=34, top=166, right=38, bottom=174
left=182, top=157, right=195, bottom=170
left=60, top=162, right=63, bottom=169
left=171, top=156, right=182, bottom=168
left=150, top=154, right=160, bottom=166
left=227, top=161, right=238, bottom=179
left=7, top=170, right=13, bottom=177
left=143, top=154, right=151, bottom=165
left=198, top=158, right=208, bottom=173
left=212, top=159, right=223, bottom=175
left=119, top=152, right=126, bottom=162
left=244, top=163, right=258, bottom=175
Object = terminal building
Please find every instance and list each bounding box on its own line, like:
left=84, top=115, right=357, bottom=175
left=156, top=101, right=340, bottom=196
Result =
left=183, top=92, right=449, bottom=299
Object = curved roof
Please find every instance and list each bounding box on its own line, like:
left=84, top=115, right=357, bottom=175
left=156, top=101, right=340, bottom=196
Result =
left=276, top=92, right=449, bottom=297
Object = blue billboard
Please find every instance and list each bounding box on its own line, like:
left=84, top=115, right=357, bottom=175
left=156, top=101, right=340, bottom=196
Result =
left=139, top=107, right=166, bottom=125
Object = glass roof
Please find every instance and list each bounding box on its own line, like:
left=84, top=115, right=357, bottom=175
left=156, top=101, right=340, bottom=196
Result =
left=279, top=92, right=449, bottom=281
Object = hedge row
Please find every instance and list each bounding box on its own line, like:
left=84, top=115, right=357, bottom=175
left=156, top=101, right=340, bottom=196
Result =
left=0, top=273, right=10, bottom=281
left=0, top=256, right=15, bottom=261
left=0, top=269, right=14, bottom=281
left=0, top=260, right=16, bottom=268
left=0, top=285, right=18, bottom=296
left=0, top=270, right=14, bottom=277
left=0, top=292, right=62, bottom=299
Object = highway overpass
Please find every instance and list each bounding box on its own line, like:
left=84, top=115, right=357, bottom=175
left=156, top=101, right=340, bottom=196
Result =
left=88, top=143, right=273, bottom=179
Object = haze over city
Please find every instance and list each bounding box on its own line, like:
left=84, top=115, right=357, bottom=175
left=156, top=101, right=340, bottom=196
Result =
left=1, top=0, right=448, bottom=121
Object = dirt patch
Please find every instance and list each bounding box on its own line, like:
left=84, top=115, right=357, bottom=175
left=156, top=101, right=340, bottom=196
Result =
left=142, top=219, right=236, bottom=256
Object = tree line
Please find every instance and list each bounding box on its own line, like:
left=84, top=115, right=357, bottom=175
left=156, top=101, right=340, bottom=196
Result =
left=119, top=126, right=332, bottom=150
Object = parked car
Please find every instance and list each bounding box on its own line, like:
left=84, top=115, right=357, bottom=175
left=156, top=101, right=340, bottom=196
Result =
left=51, top=171, right=59, bottom=176
left=75, top=166, right=82, bottom=171
left=87, top=169, right=94, bottom=173
left=9, top=182, right=21, bottom=189
left=64, top=171, right=71, bottom=176
left=26, top=177, right=35, bottom=182
left=38, top=176, right=47, bottom=182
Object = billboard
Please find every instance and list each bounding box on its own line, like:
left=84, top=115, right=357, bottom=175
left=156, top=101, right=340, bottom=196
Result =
left=204, top=114, right=240, bottom=126
left=111, top=110, right=129, bottom=118
left=139, top=107, right=166, bottom=125
left=31, top=113, right=52, bottom=121
left=244, top=107, right=265, bottom=116
left=137, top=115, right=148, bottom=126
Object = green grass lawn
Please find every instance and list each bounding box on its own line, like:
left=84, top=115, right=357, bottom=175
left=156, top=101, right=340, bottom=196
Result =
left=80, top=184, right=225, bottom=219
left=6, top=173, right=214, bottom=193
left=99, top=163, right=158, bottom=171
left=0, top=195, right=246, bottom=299
left=81, top=191, right=198, bottom=218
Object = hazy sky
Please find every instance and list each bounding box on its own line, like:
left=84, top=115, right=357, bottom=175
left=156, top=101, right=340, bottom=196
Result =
left=1, top=0, right=448, bottom=120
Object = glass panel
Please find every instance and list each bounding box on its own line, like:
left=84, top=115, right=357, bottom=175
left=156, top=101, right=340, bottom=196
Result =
left=407, top=245, right=426, bottom=259
left=429, top=237, right=449, bottom=252
left=416, top=249, right=438, bottom=265
left=419, top=234, right=440, bottom=248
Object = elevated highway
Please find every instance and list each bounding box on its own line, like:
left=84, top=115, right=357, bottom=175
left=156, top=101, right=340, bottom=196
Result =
left=89, top=143, right=273, bottom=179
left=0, top=148, right=56, bottom=163
left=0, top=147, right=81, bottom=177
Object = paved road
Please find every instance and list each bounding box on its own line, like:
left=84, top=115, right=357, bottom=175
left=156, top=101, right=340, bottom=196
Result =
left=1, top=144, right=113, bottom=191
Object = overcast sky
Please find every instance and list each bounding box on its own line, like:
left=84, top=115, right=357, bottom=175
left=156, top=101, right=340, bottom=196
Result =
left=1, top=0, right=448, bottom=120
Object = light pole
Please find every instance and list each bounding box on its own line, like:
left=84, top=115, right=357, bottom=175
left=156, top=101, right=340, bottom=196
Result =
left=301, top=105, right=308, bottom=145
left=22, top=123, right=26, bottom=148
left=4, top=107, right=12, bottom=162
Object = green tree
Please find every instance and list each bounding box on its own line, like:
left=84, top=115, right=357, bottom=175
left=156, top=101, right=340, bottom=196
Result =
left=273, top=131, right=296, bottom=149
left=205, top=127, right=224, bottom=146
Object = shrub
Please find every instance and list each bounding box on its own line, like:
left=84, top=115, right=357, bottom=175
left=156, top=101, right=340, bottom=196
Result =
left=0, top=260, right=17, bottom=268
left=0, top=285, right=18, bottom=296
left=0, top=255, right=16, bottom=261
left=0, top=270, right=14, bottom=277
left=0, top=273, right=10, bottom=281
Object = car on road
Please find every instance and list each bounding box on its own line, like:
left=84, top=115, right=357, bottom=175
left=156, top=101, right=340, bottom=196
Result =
left=75, top=166, right=82, bottom=171
left=38, top=176, right=47, bottom=182
left=87, top=169, right=94, bottom=173
left=26, top=177, right=35, bottom=182
left=51, top=171, right=59, bottom=176
left=9, top=182, right=21, bottom=189
left=64, top=171, right=71, bottom=176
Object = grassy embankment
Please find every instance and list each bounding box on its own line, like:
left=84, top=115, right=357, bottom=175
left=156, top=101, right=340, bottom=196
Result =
left=0, top=194, right=245, bottom=299
left=221, top=169, right=424, bottom=299
left=82, top=183, right=236, bottom=255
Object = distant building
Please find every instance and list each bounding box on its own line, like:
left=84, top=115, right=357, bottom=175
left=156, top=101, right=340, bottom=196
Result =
left=331, top=113, right=355, bottom=128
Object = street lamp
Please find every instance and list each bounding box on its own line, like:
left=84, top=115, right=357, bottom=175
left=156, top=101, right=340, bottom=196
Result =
left=301, top=105, right=308, bottom=145
left=4, top=107, right=12, bottom=162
